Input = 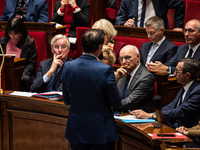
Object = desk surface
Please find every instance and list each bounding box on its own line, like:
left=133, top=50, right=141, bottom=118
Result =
left=0, top=94, right=192, bottom=150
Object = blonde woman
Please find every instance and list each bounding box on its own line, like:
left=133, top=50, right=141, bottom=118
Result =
left=92, top=19, right=126, bottom=64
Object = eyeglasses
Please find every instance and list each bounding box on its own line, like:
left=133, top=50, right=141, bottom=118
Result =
left=118, top=56, right=132, bottom=62
left=183, top=28, right=195, bottom=34
left=175, top=69, right=183, bottom=74
left=53, top=45, right=67, bottom=50
left=146, top=31, right=156, bottom=36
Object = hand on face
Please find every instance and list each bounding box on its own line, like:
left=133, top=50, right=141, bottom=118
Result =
left=115, top=67, right=128, bottom=82
left=50, top=54, right=64, bottom=73
left=61, top=0, right=77, bottom=8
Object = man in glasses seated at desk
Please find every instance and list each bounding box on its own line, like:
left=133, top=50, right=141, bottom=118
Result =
left=115, top=45, right=154, bottom=113
left=30, top=34, right=72, bottom=93
left=147, top=19, right=200, bottom=74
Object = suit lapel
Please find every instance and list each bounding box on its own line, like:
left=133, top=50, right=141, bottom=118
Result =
left=193, top=45, right=200, bottom=60
left=150, top=39, right=167, bottom=62
left=144, top=42, right=152, bottom=63
left=127, top=65, right=143, bottom=94
left=183, top=81, right=197, bottom=103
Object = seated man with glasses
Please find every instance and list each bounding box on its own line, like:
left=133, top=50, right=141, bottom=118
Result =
left=146, top=19, right=200, bottom=74
left=115, top=45, right=155, bottom=113
left=131, top=58, right=200, bottom=135
left=30, top=34, right=72, bottom=93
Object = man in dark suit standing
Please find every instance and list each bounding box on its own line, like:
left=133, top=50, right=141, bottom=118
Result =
left=62, top=29, right=121, bottom=150
left=131, top=58, right=200, bottom=129
left=0, top=0, right=49, bottom=22
left=147, top=19, right=200, bottom=74
left=30, top=34, right=72, bottom=93
left=140, top=16, right=178, bottom=66
left=115, top=0, right=184, bottom=31
left=115, top=45, right=154, bottom=113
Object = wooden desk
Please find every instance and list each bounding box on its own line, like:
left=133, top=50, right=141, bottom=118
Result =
left=0, top=94, right=192, bottom=150
left=116, top=115, right=192, bottom=150
left=0, top=56, right=25, bottom=91
left=0, top=21, right=66, bottom=58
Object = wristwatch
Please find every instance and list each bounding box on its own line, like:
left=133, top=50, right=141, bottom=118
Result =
left=152, top=112, right=157, bottom=120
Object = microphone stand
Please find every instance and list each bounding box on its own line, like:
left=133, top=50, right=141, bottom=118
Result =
left=0, top=44, right=5, bottom=94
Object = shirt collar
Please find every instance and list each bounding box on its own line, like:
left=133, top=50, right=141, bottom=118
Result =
left=183, top=80, right=194, bottom=92
left=189, top=43, right=200, bottom=53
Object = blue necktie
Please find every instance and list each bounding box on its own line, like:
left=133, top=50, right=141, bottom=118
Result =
left=187, top=49, right=193, bottom=58
left=140, top=0, right=146, bottom=27
left=46, top=68, right=58, bottom=91
left=176, top=88, right=185, bottom=107
left=146, top=43, right=158, bottom=63
left=122, top=74, right=131, bottom=99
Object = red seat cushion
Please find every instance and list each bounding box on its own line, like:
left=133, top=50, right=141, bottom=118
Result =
left=29, top=32, right=47, bottom=70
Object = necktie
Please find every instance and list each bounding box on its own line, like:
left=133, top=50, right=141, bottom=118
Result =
left=20, top=0, right=25, bottom=10
left=122, top=74, right=131, bottom=99
left=146, top=43, right=158, bottom=63
left=187, top=48, right=193, bottom=58
left=140, top=0, right=146, bottom=27
left=176, top=88, right=185, bottom=107
left=46, top=68, right=58, bottom=92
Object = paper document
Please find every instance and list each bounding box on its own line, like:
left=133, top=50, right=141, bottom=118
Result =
left=9, top=91, right=37, bottom=97
left=114, top=115, right=155, bottom=123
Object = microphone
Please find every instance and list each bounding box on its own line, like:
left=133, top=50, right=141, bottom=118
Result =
left=0, top=43, right=5, bottom=94
left=153, top=95, right=162, bottom=128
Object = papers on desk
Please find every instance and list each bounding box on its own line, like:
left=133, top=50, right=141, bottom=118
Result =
left=148, top=133, right=188, bottom=139
left=9, top=91, right=37, bottom=97
left=8, top=91, right=62, bottom=101
left=114, top=115, right=155, bottom=123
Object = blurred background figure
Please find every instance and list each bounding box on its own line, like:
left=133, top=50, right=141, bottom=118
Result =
left=51, top=0, right=90, bottom=37
left=0, top=0, right=48, bottom=22
left=0, top=16, right=37, bottom=91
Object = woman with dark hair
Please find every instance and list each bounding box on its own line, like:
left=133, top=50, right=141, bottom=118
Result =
left=0, top=16, right=37, bottom=91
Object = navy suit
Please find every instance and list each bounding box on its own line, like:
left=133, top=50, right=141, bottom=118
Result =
left=162, top=80, right=200, bottom=129
left=115, top=0, right=185, bottom=29
left=140, top=39, right=178, bottom=65
left=62, top=54, right=121, bottom=145
left=0, top=0, right=49, bottom=22
left=165, top=44, right=200, bottom=73
left=30, top=58, right=72, bottom=93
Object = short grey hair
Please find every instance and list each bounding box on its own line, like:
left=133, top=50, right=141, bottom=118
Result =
left=145, top=16, right=165, bottom=30
left=188, top=19, right=200, bottom=32
left=50, top=34, right=70, bottom=47
left=122, top=45, right=139, bottom=54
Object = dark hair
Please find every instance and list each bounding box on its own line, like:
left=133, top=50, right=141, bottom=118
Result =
left=81, top=29, right=104, bottom=53
left=5, top=16, right=34, bottom=49
left=179, top=58, right=199, bottom=80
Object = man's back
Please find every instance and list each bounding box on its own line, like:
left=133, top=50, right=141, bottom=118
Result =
left=62, top=54, right=121, bottom=144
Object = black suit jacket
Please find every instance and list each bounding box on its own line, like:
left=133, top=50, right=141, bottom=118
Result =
left=51, top=0, right=90, bottom=37
left=165, top=44, right=200, bottom=73
left=30, top=58, right=72, bottom=93
left=115, top=0, right=185, bottom=29
left=140, top=38, right=178, bottom=65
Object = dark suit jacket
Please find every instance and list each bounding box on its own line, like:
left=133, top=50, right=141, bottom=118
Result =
left=0, top=0, right=49, bottom=22
left=140, top=38, right=178, bottom=66
left=165, top=44, right=200, bottom=73
left=30, top=58, right=72, bottom=93
left=118, top=64, right=155, bottom=112
left=62, top=54, right=121, bottom=144
left=162, top=80, right=200, bottom=128
left=0, top=37, right=37, bottom=79
left=51, top=0, right=90, bottom=37
left=115, top=0, right=185, bottom=29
